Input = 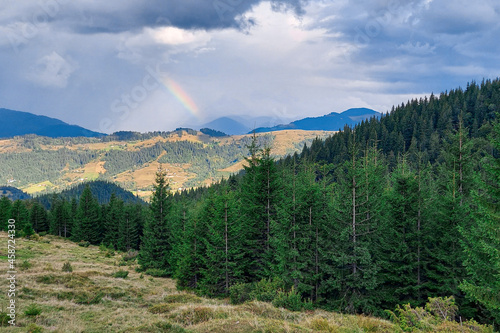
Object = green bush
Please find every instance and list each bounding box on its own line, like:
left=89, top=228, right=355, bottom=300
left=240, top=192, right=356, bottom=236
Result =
left=74, top=292, right=103, bottom=305
left=113, top=270, right=129, bottom=279
left=229, top=282, right=254, bottom=304
left=272, top=287, right=307, bottom=312
left=148, top=303, right=174, bottom=314
left=62, top=262, right=73, bottom=272
left=145, top=268, right=169, bottom=277
left=24, top=303, right=42, bottom=316
left=425, top=296, right=458, bottom=321
left=38, top=232, right=47, bottom=237
left=20, top=260, right=32, bottom=271
left=26, top=323, right=44, bottom=333
left=250, top=278, right=284, bottom=302
left=386, top=303, right=433, bottom=332
left=78, top=241, right=90, bottom=247
left=0, top=312, right=9, bottom=326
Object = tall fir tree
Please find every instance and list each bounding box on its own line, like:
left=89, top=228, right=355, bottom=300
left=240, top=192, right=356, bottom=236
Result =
left=138, top=166, right=173, bottom=272
left=459, top=114, right=500, bottom=322
left=117, top=203, right=141, bottom=251
left=199, top=182, right=240, bottom=296
left=168, top=197, right=190, bottom=275
left=274, top=161, right=324, bottom=301
left=322, top=140, right=384, bottom=314
left=30, top=201, right=49, bottom=233
left=73, top=185, right=101, bottom=244
left=0, top=196, right=12, bottom=231
left=175, top=202, right=207, bottom=290
left=238, top=138, right=281, bottom=282
left=102, top=193, right=124, bottom=249
left=11, top=200, right=30, bottom=237
left=378, top=155, right=422, bottom=308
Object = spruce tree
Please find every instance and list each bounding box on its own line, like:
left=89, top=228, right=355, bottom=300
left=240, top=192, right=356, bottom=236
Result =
left=169, top=197, right=192, bottom=281
left=11, top=200, right=30, bottom=237
left=138, top=166, right=173, bottom=272
left=322, top=141, right=384, bottom=314
left=73, top=185, right=101, bottom=244
left=238, top=138, right=281, bottom=282
left=30, top=202, right=49, bottom=233
left=274, top=161, right=325, bottom=301
left=103, top=193, right=124, bottom=249
left=199, top=182, right=239, bottom=296
left=117, top=204, right=140, bottom=251
left=459, top=115, right=500, bottom=321
left=0, top=196, right=12, bottom=231
left=379, top=155, right=421, bottom=308
left=175, top=203, right=207, bottom=289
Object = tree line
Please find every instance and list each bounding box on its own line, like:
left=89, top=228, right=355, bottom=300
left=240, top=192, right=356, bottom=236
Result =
left=137, top=79, right=500, bottom=326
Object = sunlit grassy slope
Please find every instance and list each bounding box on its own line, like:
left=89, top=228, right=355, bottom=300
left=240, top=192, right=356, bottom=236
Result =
left=0, top=130, right=335, bottom=199
left=0, top=232, right=492, bottom=332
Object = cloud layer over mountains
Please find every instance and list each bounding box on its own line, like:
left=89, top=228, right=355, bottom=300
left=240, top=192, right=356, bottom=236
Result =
left=0, top=0, right=498, bottom=133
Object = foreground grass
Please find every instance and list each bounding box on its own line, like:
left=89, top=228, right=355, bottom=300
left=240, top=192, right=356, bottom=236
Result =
left=0, top=232, right=492, bottom=332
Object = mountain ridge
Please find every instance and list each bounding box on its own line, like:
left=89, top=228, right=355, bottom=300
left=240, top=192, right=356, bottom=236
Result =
left=252, top=108, right=380, bottom=133
left=0, top=108, right=105, bottom=139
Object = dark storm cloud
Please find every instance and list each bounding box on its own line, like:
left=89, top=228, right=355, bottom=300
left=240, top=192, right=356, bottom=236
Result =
left=1, top=0, right=308, bottom=35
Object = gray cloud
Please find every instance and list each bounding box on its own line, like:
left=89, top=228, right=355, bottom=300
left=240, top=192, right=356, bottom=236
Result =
left=0, top=0, right=498, bottom=133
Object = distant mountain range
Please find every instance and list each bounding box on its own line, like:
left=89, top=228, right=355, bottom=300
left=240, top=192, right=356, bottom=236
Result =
left=0, top=108, right=105, bottom=139
left=199, top=108, right=380, bottom=135
left=253, top=108, right=380, bottom=133
left=201, top=117, right=251, bottom=136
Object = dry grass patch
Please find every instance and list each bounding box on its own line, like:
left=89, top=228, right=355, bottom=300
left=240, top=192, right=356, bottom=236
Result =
left=0, top=232, right=480, bottom=333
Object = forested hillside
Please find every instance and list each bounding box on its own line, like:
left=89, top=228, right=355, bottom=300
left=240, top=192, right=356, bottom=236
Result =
left=0, top=129, right=334, bottom=198
left=1, top=79, right=498, bottom=330
left=135, top=79, right=498, bottom=327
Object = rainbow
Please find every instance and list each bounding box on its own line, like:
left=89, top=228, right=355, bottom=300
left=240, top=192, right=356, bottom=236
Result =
left=161, top=78, right=200, bottom=118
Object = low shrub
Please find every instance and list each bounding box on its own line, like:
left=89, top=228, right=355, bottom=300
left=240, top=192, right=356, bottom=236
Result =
left=62, top=262, right=73, bottom=272
left=20, top=260, right=32, bottom=271
left=229, top=282, right=254, bottom=304
left=78, top=241, right=90, bottom=247
left=26, top=323, right=44, bottom=333
left=250, top=277, right=284, bottom=302
left=74, top=292, right=103, bottom=305
left=29, top=234, right=40, bottom=241
left=113, top=270, right=129, bottom=279
left=148, top=303, right=175, bottom=314
left=425, top=296, right=458, bottom=321
left=24, top=303, right=42, bottom=316
left=38, top=232, right=47, bottom=237
left=145, top=268, right=169, bottom=277
left=272, top=287, right=312, bottom=312
left=0, top=312, right=9, bottom=326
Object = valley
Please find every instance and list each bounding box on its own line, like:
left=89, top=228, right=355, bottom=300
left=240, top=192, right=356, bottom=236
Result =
left=0, top=129, right=336, bottom=200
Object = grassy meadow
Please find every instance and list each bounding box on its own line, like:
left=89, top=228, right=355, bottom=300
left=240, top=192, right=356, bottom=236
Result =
left=0, top=232, right=492, bottom=332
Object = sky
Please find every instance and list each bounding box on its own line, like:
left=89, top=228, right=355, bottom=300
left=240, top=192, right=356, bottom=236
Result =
left=0, top=0, right=499, bottom=133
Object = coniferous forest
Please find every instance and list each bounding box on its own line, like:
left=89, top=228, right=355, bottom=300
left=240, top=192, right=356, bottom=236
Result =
left=1, top=79, right=499, bottom=328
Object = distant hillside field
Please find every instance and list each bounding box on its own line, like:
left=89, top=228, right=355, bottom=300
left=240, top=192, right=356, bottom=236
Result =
left=0, top=129, right=335, bottom=199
